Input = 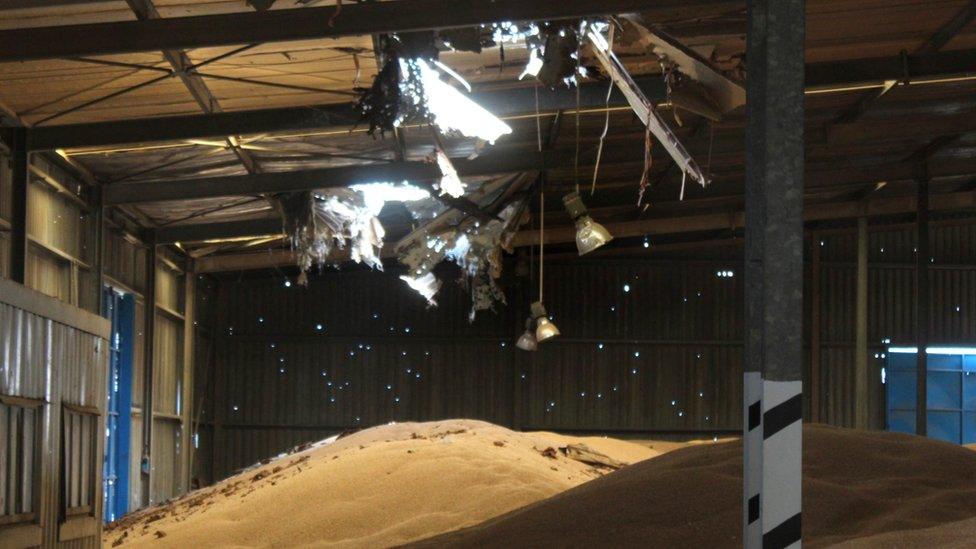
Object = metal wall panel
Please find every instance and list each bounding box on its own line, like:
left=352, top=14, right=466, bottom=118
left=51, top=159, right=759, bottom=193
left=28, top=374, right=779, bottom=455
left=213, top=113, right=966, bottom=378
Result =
left=812, top=223, right=976, bottom=429
left=152, top=315, right=182, bottom=416
left=0, top=147, right=11, bottom=223
left=131, top=298, right=146, bottom=409
left=205, top=222, right=976, bottom=480
left=150, top=419, right=182, bottom=503
left=26, top=242, right=71, bottom=301
left=103, top=229, right=146, bottom=294
left=0, top=232, right=9, bottom=279
left=128, top=414, right=144, bottom=512
left=518, top=342, right=741, bottom=432
left=154, top=265, right=182, bottom=314
left=0, top=281, right=108, bottom=548
left=27, top=182, right=91, bottom=264
left=0, top=303, right=48, bottom=400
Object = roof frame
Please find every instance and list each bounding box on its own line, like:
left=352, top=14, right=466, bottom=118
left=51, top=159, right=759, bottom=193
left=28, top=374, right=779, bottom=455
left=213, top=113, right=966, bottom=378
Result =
left=27, top=77, right=665, bottom=150
left=26, top=48, right=976, bottom=151
left=0, top=0, right=658, bottom=61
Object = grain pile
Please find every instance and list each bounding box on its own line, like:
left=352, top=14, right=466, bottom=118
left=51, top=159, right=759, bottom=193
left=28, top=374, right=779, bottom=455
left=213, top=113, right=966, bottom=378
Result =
left=412, top=424, right=976, bottom=548
left=103, top=419, right=657, bottom=548
left=831, top=516, right=976, bottom=548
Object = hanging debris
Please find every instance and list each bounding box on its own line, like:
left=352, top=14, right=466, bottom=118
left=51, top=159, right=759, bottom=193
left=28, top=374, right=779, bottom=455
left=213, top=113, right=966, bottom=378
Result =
left=399, top=272, right=442, bottom=304
left=584, top=22, right=710, bottom=197
left=395, top=175, right=531, bottom=320
left=273, top=183, right=431, bottom=285
left=355, top=32, right=511, bottom=143
left=621, top=15, right=745, bottom=117
left=272, top=189, right=386, bottom=284
left=522, top=22, right=583, bottom=88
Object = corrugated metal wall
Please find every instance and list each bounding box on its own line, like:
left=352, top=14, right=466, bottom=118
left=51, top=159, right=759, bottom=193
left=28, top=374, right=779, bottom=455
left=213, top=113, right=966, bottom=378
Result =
left=190, top=275, right=217, bottom=487
left=21, top=160, right=97, bottom=314
left=204, top=220, right=976, bottom=480
left=0, top=152, right=196, bottom=518
left=148, top=260, right=190, bottom=504
left=0, top=279, right=109, bottom=548
left=812, top=221, right=976, bottom=428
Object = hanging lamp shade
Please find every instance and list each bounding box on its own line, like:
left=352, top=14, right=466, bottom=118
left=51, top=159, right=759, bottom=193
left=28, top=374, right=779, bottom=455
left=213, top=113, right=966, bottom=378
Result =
left=531, top=301, right=560, bottom=342
left=563, top=191, right=613, bottom=255
left=574, top=215, right=614, bottom=255
left=516, top=317, right=539, bottom=351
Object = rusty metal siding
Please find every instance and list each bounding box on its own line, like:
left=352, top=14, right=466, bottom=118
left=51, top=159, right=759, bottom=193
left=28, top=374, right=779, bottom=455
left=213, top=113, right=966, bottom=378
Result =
left=0, top=281, right=108, bottom=548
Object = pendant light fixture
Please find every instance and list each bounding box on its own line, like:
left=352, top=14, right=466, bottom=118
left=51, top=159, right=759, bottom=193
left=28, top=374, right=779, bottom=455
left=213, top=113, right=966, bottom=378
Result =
left=515, top=317, right=539, bottom=351
left=531, top=300, right=560, bottom=342
left=524, top=85, right=560, bottom=345
left=563, top=29, right=612, bottom=257
left=563, top=190, right=613, bottom=255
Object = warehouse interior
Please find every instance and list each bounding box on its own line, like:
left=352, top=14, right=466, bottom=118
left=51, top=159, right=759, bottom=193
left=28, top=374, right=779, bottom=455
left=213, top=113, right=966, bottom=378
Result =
left=1, top=0, right=975, bottom=547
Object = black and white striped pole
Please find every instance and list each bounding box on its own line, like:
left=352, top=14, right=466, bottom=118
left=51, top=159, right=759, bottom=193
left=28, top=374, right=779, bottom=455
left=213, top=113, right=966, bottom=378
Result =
left=743, top=1, right=805, bottom=548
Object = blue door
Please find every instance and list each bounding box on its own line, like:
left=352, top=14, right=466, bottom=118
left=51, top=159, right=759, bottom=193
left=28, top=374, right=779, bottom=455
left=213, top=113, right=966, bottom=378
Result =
left=102, top=289, right=136, bottom=522
left=886, top=347, right=976, bottom=444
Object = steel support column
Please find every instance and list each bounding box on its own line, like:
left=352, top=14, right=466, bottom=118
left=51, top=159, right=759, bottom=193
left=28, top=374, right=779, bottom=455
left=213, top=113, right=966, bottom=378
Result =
left=6, top=128, right=28, bottom=283
left=915, top=169, right=930, bottom=436
left=92, top=185, right=105, bottom=313
left=855, top=217, right=870, bottom=429
left=809, top=232, right=822, bottom=424
left=743, top=1, right=805, bottom=548
left=181, top=269, right=196, bottom=493
left=141, top=233, right=157, bottom=505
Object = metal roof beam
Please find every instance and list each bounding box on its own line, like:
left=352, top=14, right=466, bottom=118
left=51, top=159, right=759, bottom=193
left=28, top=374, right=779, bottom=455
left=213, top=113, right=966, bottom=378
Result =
left=28, top=48, right=976, bottom=151
left=28, top=77, right=663, bottom=150
left=0, top=0, right=656, bottom=61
